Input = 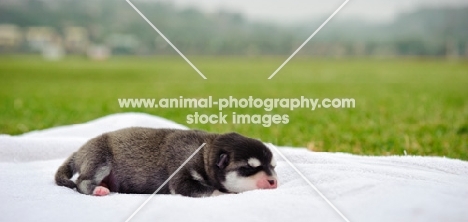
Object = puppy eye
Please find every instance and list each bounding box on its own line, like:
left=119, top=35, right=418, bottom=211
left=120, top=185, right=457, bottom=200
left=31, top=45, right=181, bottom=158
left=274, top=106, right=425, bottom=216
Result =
left=240, top=166, right=255, bottom=171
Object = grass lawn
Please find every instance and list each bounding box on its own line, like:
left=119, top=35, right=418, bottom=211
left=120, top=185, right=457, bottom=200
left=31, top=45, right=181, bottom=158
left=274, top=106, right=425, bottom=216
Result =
left=1, top=55, right=467, bottom=160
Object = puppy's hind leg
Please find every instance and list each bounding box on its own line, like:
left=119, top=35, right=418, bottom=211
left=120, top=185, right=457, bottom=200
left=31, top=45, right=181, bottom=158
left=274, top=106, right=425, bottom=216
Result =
left=75, top=136, right=113, bottom=196
left=76, top=164, right=111, bottom=196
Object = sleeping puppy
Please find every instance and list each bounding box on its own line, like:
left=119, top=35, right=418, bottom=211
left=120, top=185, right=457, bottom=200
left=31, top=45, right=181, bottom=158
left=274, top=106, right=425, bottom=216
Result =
left=55, top=127, right=278, bottom=197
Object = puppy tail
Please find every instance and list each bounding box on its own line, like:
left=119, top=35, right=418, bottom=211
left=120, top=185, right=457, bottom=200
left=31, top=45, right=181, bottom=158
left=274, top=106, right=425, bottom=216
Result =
left=55, top=152, right=77, bottom=189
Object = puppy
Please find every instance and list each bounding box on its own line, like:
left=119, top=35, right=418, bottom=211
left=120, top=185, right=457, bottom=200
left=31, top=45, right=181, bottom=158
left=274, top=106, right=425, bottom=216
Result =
left=55, top=127, right=278, bottom=197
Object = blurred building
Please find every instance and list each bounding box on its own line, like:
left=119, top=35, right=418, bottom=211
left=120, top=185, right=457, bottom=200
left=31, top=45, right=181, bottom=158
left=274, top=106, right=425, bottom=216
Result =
left=0, top=24, right=23, bottom=52
left=26, top=27, right=61, bottom=52
left=26, top=27, right=65, bottom=60
left=64, top=26, right=89, bottom=54
left=107, top=34, right=140, bottom=54
left=87, top=45, right=111, bottom=61
left=42, top=44, right=65, bottom=61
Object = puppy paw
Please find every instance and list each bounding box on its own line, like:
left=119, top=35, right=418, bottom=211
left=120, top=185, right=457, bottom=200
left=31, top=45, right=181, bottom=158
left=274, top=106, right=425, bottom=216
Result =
left=93, top=186, right=110, bottom=196
left=211, top=190, right=226, bottom=197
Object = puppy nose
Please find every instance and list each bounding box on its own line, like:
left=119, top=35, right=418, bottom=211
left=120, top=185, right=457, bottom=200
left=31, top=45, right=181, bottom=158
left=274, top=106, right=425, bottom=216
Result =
left=268, top=179, right=277, bottom=188
left=257, top=178, right=278, bottom=189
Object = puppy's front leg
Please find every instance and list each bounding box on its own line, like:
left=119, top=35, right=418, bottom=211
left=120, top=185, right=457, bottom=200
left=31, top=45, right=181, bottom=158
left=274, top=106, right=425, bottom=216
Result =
left=210, top=190, right=228, bottom=197
left=169, top=176, right=215, bottom=197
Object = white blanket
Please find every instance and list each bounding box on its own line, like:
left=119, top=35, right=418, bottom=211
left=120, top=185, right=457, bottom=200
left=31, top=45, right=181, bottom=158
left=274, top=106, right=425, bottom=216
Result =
left=1, top=113, right=467, bottom=222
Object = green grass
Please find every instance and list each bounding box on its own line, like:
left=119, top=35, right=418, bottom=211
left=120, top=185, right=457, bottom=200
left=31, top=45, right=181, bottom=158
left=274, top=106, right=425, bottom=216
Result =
left=1, top=55, right=467, bottom=160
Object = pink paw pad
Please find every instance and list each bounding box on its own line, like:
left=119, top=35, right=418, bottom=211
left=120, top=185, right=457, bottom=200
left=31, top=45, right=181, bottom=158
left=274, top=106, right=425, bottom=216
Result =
left=93, top=186, right=110, bottom=196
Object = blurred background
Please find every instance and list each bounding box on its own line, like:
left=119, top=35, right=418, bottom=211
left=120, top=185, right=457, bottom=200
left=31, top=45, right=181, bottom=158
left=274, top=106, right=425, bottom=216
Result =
left=1, top=0, right=467, bottom=159
left=0, top=0, right=467, bottom=57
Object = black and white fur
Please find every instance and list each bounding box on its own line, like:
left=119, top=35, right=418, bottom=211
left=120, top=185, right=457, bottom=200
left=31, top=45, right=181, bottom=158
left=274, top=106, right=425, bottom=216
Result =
left=55, top=127, right=278, bottom=197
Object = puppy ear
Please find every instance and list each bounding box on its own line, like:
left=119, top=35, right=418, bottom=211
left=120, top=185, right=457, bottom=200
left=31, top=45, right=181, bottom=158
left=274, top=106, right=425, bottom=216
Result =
left=216, top=153, right=229, bottom=169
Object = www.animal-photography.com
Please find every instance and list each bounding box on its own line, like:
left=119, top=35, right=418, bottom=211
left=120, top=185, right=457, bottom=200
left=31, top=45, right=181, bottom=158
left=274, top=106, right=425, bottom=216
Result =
left=1, top=0, right=467, bottom=221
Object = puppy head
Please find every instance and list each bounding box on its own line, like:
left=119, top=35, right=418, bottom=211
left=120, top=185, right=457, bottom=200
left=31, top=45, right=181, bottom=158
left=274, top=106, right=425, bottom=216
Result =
left=210, top=132, right=278, bottom=193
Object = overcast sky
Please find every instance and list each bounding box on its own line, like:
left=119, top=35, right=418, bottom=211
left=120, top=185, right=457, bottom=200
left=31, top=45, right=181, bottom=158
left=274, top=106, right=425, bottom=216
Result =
left=153, top=0, right=468, bottom=23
